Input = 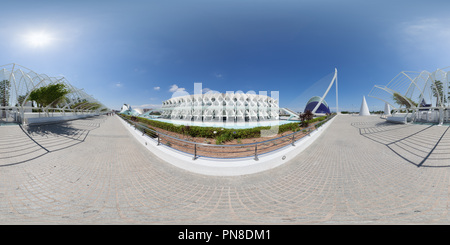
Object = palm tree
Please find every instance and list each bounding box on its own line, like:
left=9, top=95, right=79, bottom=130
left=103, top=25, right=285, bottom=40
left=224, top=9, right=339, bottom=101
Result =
left=431, top=80, right=444, bottom=106
left=0, top=80, right=11, bottom=118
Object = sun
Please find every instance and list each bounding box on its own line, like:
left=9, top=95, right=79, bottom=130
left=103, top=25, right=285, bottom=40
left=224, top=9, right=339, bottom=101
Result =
left=26, top=32, right=53, bottom=47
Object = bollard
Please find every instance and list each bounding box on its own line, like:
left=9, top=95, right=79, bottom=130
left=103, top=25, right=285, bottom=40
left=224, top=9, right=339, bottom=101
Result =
left=193, top=144, right=197, bottom=160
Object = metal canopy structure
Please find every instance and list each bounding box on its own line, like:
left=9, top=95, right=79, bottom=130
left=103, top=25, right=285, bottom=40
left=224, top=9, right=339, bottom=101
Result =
left=369, top=66, right=450, bottom=124
left=0, top=63, right=108, bottom=124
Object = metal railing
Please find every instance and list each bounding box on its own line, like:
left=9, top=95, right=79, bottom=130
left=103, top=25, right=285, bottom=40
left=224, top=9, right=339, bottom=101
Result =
left=119, top=114, right=335, bottom=160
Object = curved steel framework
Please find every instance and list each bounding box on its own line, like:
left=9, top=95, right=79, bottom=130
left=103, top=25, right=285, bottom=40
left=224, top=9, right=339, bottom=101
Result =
left=369, top=66, right=450, bottom=124
left=0, top=63, right=108, bottom=124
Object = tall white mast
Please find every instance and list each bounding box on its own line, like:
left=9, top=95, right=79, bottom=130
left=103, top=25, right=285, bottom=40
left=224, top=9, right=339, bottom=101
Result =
left=335, top=68, right=338, bottom=113
left=312, top=68, right=338, bottom=114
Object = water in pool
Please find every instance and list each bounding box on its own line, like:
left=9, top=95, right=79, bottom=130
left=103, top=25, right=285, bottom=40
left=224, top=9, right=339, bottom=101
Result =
left=147, top=118, right=299, bottom=129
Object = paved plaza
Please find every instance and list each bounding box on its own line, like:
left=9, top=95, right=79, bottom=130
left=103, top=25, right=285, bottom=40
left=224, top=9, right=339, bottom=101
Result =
left=1, top=114, right=450, bottom=224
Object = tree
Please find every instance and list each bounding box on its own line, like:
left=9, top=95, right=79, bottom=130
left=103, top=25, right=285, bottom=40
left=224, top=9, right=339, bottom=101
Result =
left=392, top=93, right=417, bottom=108
left=0, top=79, right=10, bottom=106
left=15, top=95, right=27, bottom=107
left=299, top=110, right=314, bottom=127
left=431, top=80, right=445, bottom=106
left=70, top=100, right=101, bottom=111
left=0, top=80, right=11, bottom=118
left=28, top=83, right=69, bottom=115
left=447, top=81, right=450, bottom=103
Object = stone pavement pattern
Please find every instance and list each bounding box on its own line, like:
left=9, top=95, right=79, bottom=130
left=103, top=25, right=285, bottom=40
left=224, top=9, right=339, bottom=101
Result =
left=1, top=114, right=450, bottom=224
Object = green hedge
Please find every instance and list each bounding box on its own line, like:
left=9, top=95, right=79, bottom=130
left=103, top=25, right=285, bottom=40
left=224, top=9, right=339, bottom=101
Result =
left=121, top=114, right=331, bottom=144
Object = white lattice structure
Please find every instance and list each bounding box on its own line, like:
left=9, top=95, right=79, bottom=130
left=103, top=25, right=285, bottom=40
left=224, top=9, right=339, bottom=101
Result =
left=0, top=63, right=108, bottom=124
left=161, top=91, right=279, bottom=122
left=369, top=66, right=450, bottom=124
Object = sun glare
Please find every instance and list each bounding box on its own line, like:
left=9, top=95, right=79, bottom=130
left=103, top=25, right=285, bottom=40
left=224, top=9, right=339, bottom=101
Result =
left=26, top=32, right=52, bottom=47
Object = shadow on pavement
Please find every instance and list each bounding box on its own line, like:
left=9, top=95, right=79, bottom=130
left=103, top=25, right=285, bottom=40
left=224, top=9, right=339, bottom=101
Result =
left=352, top=120, right=450, bottom=168
left=0, top=116, right=105, bottom=167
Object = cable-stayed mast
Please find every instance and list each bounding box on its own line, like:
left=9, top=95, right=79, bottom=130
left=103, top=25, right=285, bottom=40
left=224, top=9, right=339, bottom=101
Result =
left=312, top=68, right=338, bottom=114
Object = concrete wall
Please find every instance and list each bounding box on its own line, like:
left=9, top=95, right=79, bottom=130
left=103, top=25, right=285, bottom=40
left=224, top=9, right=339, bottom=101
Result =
left=119, top=115, right=337, bottom=176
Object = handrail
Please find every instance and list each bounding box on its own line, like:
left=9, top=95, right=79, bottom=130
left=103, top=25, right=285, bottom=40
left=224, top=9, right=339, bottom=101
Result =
left=118, top=113, right=335, bottom=160
left=121, top=114, right=334, bottom=147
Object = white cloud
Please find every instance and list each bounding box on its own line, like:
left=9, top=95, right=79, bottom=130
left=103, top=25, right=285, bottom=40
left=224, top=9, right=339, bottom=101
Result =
left=131, top=103, right=161, bottom=109
left=154, top=86, right=160, bottom=91
left=203, top=88, right=221, bottom=94
left=215, top=73, right=223, bottom=78
left=393, top=18, right=450, bottom=67
left=169, top=84, right=186, bottom=92
left=115, top=82, right=123, bottom=88
left=401, top=18, right=450, bottom=50
left=402, top=18, right=450, bottom=38
left=169, top=84, right=189, bottom=98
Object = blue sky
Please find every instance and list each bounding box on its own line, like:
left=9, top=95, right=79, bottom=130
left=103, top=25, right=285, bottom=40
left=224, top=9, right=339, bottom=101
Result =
left=1, top=0, right=450, bottom=112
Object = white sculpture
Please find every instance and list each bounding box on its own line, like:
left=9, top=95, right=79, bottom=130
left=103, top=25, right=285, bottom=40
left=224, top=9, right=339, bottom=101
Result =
left=384, top=102, right=391, bottom=116
left=359, top=96, right=370, bottom=116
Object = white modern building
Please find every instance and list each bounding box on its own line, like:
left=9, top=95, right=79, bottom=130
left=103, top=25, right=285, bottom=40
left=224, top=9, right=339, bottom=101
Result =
left=120, top=104, right=144, bottom=116
left=160, top=92, right=279, bottom=122
left=120, top=104, right=132, bottom=114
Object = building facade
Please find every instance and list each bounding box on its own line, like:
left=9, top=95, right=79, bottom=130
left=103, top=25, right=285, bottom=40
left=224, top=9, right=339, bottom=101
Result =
left=304, top=96, right=331, bottom=114
left=161, top=92, right=279, bottom=122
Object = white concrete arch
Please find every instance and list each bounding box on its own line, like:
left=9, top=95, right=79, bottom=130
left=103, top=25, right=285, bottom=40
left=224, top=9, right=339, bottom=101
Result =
left=160, top=90, right=279, bottom=122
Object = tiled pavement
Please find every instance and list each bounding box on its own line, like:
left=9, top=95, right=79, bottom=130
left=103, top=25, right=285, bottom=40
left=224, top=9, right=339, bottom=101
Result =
left=1, top=114, right=450, bottom=224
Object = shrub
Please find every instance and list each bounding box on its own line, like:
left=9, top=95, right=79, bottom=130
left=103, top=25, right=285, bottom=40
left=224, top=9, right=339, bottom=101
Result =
left=120, top=114, right=329, bottom=141
left=315, top=121, right=325, bottom=129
